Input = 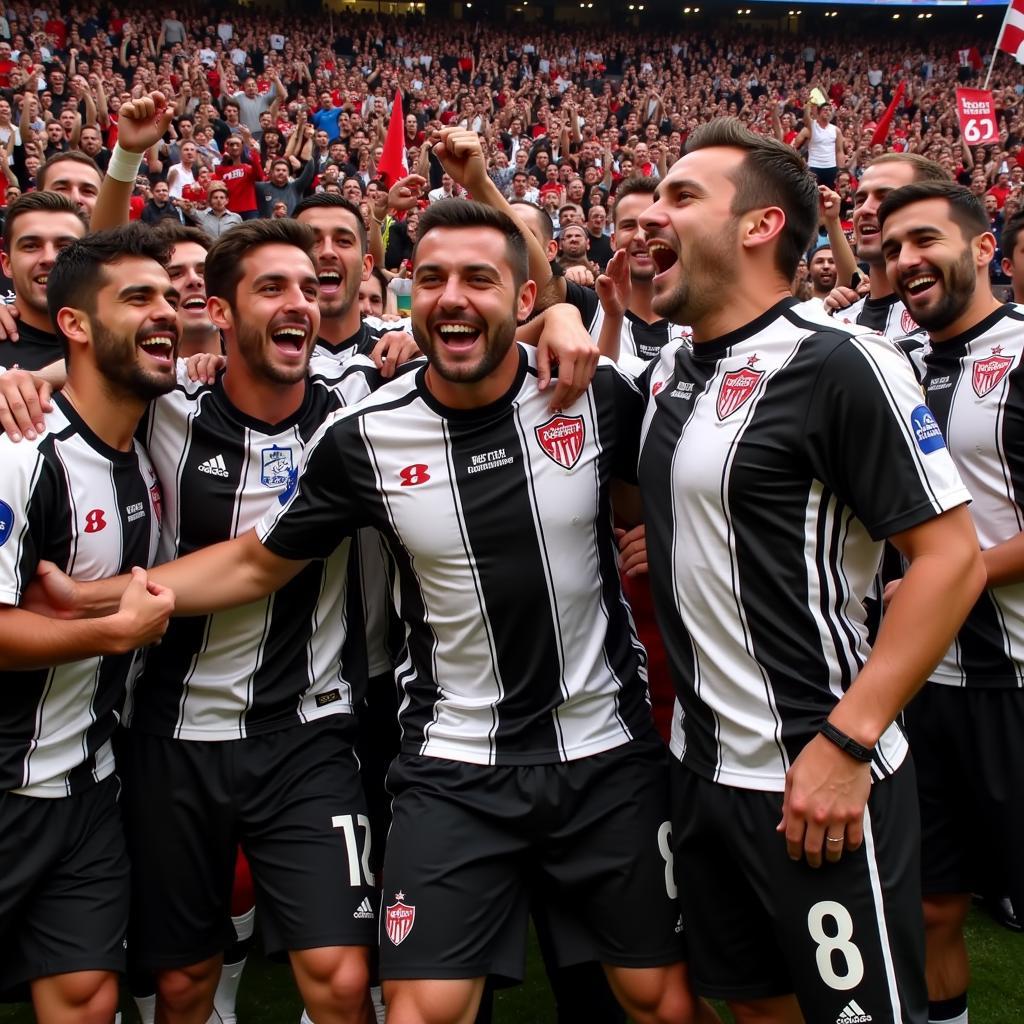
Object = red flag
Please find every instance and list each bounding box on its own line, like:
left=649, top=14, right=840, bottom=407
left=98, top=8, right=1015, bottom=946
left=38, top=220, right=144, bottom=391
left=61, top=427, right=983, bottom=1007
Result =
left=871, top=80, right=906, bottom=147
left=999, top=0, right=1024, bottom=64
left=376, top=90, right=409, bottom=190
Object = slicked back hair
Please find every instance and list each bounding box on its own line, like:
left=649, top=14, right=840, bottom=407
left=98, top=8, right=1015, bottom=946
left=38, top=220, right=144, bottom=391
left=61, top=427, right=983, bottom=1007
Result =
left=612, top=175, right=657, bottom=227
left=293, top=192, right=368, bottom=254
left=205, top=217, right=317, bottom=309
left=684, top=117, right=819, bottom=279
left=414, top=199, right=529, bottom=290
left=3, top=190, right=86, bottom=251
left=878, top=181, right=990, bottom=242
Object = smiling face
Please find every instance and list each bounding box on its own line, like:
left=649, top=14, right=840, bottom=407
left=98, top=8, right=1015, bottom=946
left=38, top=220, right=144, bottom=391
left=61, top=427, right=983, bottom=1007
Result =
left=166, top=241, right=212, bottom=333
left=852, top=160, right=917, bottom=265
left=611, top=190, right=656, bottom=282
left=412, top=225, right=535, bottom=405
left=2, top=209, right=86, bottom=323
left=295, top=204, right=370, bottom=322
left=808, top=247, right=836, bottom=292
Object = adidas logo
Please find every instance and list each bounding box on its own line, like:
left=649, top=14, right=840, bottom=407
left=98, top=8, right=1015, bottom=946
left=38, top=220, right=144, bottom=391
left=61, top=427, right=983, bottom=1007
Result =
left=836, top=1000, right=872, bottom=1023
left=198, top=454, right=229, bottom=478
left=353, top=897, right=375, bottom=920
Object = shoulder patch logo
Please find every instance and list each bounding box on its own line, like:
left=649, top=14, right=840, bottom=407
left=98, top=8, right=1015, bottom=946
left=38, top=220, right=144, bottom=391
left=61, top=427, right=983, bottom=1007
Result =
left=385, top=892, right=416, bottom=946
left=972, top=349, right=1014, bottom=398
left=535, top=415, right=585, bottom=470
left=716, top=367, right=764, bottom=420
left=900, top=309, right=918, bottom=335
left=0, top=499, right=13, bottom=548
left=910, top=404, right=945, bottom=454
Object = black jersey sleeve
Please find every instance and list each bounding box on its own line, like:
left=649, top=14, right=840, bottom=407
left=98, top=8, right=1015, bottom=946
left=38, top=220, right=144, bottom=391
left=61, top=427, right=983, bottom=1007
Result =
left=565, top=279, right=601, bottom=332
left=803, top=331, right=970, bottom=541
left=592, top=360, right=644, bottom=483
left=0, top=445, right=52, bottom=606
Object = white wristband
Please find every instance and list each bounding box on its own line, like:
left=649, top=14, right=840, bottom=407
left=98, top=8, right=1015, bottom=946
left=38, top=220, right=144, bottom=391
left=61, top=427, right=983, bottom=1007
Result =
left=106, top=142, right=145, bottom=183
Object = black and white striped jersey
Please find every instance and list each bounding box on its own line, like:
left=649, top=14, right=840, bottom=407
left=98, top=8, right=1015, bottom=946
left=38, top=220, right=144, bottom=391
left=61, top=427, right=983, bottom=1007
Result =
left=0, top=393, right=160, bottom=797
left=636, top=298, right=971, bottom=792
left=915, top=304, right=1024, bottom=688
left=311, top=316, right=411, bottom=366
left=258, top=345, right=653, bottom=766
left=128, top=358, right=390, bottom=741
left=833, top=293, right=919, bottom=339
left=565, top=279, right=691, bottom=377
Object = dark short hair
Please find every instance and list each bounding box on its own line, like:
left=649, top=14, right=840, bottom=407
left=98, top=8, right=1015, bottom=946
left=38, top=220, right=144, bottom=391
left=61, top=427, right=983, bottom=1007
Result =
left=270, top=158, right=290, bottom=172
left=293, top=192, right=368, bottom=254
left=47, top=223, right=171, bottom=359
left=510, top=199, right=553, bottom=244
left=878, top=181, right=990, bottom=241
left=684, top=117, right=818, bottom=279
left=414, top=200, right=529, bottom=289
left=153, top=221, right=213, bottom=250
left=205, top=217, right=317, bottom=308
left=612, top=175, right=657, bottom=226
left=1001, top=211, right=1024, bottom=263
left=36, top=150, right=102, bottom=191
left=3, top=190, right=86, bottom=250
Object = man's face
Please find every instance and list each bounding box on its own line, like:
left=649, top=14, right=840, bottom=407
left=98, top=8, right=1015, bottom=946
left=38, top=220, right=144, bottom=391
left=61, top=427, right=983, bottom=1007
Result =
left=209, top=188, right=228, bottom=210
left=559, top=207, right=580, bottom=228
left=225, top=138, right=243, bottom=161
left=152, top=181, right=170, bottom=204
left=212, top=244, right=321, bottom=384
left=567, top=178, right=584, bottom=201
left=560, top=226, right=589, bottom=260
left=412, top=225, right=533, bottom=389
left=43, top=162, right=103, bottom=220
left=852, top=161, right=917, bottom=264
left=296, top=205, right=370, bottom=321
left=2, top=210, right=85, bottom=318
left=181, top=141, right=197, bottom=165
left=86, top=257, right=181, bottom=400
left=59, top=110, right=76, bottom=135
left=244, top=77, right=258, bottom=97
left=315, top=130, right=328, bottom=149
left=358, top=277, right=385, bottom=317
left=808, top=248, right=836, bottom=292
left=882, top=197, right=981, bottom=333
left=271, top=161, right=289, bottom=185
left=79, top=126, right=102, bottom=155
left=612, top=191, right=656, bottom=282
left=320, top=91, right=332, bottom=110
left=46, top=122, right=65, bottom=144
left=588, top=206, right=606, bottom=234
left=984, top=194, right=999, bottom=215
left=512, top=174, right=528, bottom=198
left=166, top=241, right=211, bottom=333
left=342, top=179, right=363, bottom=204
left=640, top=147, right=747, bottom=324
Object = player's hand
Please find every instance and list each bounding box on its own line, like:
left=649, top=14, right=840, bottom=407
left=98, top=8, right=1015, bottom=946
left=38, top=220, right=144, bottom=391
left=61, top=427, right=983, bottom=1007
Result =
left=185, top=352, right=227, bottom=384
left=534, top=303, right=599, bottom=412
left=596, top=249, right=630, bottom=320
left=431, top=127, right=488, bottom=191
left=109, top=567, right=175, bottom=651
left=0, top=368, right=52, bottom=441
left=818, top=184, right=841, bottom=225
left=615, top=524, right=648, bottom=577
left=116, top=90, right=175, bottom=154
left=387, top=173, right=426, bottom=213
left=22, top=560, right=82, bottom=619
left=563, top=264, right=595, bottom=287
left=823, top=285, right=860, bottom=314
left=371, top=330, right=421, bottom=379
left=777, top=733, right=872, bottom=868
left=882, top=578, right=902, bottom=609
left=0, top=301, right=21, bottom=342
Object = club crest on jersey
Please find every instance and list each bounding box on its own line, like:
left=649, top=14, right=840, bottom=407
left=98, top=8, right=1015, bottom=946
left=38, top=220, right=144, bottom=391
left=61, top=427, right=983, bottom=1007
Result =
left=910, top=404, right=945, bottom=454
left=261, top=447, right=298, bottom=503
left=900, top=309, right=918, bottom=335
left=0, top=499, right=13, bottom=548
left=716, top=367, right=764, bottom=420
left=972, top=351, right=1013, bottom=398
left=535, top=415, right=585, bottom=470
left=385, top=892, right=415, bottom=946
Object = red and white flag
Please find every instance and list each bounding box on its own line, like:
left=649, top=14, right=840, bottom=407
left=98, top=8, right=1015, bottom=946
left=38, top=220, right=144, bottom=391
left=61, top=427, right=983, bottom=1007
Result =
left=376, top=90, right=409, bottom=190
left=998, top=0, right=1024, bottom=64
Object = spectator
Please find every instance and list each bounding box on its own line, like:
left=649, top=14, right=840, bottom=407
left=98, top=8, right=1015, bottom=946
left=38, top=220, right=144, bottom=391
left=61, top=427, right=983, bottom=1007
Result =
left=195, top=182, right=242, bottom=237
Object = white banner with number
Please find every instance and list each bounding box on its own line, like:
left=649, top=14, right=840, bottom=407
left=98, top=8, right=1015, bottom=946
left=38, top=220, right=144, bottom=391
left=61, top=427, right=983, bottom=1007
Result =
left=956, top=88, right=999, bottom=146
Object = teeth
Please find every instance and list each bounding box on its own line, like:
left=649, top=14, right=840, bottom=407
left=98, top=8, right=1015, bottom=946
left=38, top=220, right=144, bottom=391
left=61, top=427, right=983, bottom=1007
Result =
left=183, top=298, right=206, bottom=309
left=907, top=275, right=937, bottom=291
left=273, top=327, right=306, bottom=338
left=438, top=324, right=477, bottom=335
left=140, top=339, right=173, bottom=350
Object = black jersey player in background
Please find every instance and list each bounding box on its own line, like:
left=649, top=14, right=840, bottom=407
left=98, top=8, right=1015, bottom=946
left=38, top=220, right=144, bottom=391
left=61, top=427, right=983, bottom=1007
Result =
left=632, top=118, right=985, bottom=1024
left=0, top=224, right=176, bottom=1023
left=879, top=181, right=1024, bottom=1024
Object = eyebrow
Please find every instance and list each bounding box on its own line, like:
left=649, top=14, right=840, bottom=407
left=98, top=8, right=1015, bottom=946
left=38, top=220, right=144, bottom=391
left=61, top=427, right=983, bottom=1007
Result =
left=118, top=284, right=181, bottom=303
left=15, top=234, right=80, bottom=247
left=251, top=272, right=319, bottom=289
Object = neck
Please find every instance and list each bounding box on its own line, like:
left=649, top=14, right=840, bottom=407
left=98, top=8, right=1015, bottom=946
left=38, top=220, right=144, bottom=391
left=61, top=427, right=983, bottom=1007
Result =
left=179, top=326, right=221, bottom=360
left=424, top=343, right=520, bottom=410
left=61, top=374, right=146, bottom=451
left=929, top=286, right=1004, bottom=344
left=628, top=276, right=658, bottom=323
left=15, top=301, right=53, bottom=334
left=222, top=360, right=307, bottom=424
left=317, top=303, right=362, bottom=344
left=691, top=283, right=793, bottom=345
left=867, top=259, right=893, bottom=300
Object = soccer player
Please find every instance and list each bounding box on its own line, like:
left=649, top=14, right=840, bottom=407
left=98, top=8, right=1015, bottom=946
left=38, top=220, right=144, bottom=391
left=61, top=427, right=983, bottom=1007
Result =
left=154, top=222, right=221, bottom=359
left=878, top=180, right=1024, bottom=1024
left=826, top=154, right=949, bottom=336
left=35, top=200, right=713, bottom=1024
left=634, top=118, right=985, bottom=1024
left=998, top=210, right=1024, bottom=303
left=0, top=224, right=176, bottom=1023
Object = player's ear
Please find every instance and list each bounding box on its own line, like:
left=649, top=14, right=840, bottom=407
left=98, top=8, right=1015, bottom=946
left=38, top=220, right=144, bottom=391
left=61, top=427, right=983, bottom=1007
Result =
left=362, top=252, right=372, bottom=282
left=55, top=306, right=88, bottom=348
left=516, top=278, right=537, bottom=322
left=0, top=249, right=10, bottom=280
left=975, top=231, right=997, bottom=268
left=740, top=206, right=786, bottom=255
left=206, top=295, right=233, bottom=332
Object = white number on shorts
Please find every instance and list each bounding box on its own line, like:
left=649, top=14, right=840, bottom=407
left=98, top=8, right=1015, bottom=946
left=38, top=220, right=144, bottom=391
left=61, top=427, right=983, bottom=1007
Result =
left=331, top=813, right=375, bottom=887
left=807, top=900, right=865, bottom=991
left=656, top=821, right=678, bottom=899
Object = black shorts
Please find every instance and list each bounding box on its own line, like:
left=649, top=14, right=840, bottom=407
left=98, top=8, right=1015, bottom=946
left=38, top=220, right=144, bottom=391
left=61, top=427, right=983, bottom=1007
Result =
left=810, top=166, right=838, bottom=189
left=121, top=717, right=378, bottom=970
left=903, top=684, right=1024, bottom=908
left=0, top=775, right=128, bottom=991
left=379, top=737, right=683, bottom=982
left=669, top=759, right=927, bottom=1023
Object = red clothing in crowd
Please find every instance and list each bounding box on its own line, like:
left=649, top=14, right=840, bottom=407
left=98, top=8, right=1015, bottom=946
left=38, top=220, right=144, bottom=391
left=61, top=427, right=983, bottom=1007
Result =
left=214, top=152, right=264, bottom=214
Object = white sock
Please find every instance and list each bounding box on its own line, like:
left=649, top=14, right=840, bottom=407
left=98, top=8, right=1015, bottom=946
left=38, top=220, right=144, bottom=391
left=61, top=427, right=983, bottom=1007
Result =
left=930, top=1014, right=968, bottom=1024
left=207, top=956, right=247, bottom=1024
left=371, top=984, right=386, bottom=1024
left=300, top=1011, right=315, bottom=1024
left=114, top=1015, right=122, bottom=1024
left=133, top=993, right=157, bottom=1024
left=232, top=905, right=256, bottom=943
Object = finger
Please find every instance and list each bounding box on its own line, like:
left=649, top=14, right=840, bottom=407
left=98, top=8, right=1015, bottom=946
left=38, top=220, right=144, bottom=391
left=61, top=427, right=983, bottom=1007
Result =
left=803, top=818, right=826, bottom=869
left=824, top=829, right=845, bottom=864
left=382, top=344, right=400, bottom=379
left=536, top=341, right=552, bottom=393
left=38, top=381, right=53, bottom=416
left=0, top=398, right=25, bottom=441
left=845, top=813, right=864, bottom=853
left=187, top=359, right=200, bottom=382
left=17, top=377, right=45, bottom=435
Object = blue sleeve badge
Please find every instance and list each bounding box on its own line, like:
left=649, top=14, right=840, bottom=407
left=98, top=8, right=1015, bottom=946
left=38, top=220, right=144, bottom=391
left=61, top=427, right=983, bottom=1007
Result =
left=0, top=500, right=14, bottom=548
left=911, top=404, right=945, bottom=454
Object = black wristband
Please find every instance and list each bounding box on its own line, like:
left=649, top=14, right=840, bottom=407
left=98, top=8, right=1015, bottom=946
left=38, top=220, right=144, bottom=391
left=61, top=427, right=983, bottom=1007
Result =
left=819, top=720, right=874, bottom=763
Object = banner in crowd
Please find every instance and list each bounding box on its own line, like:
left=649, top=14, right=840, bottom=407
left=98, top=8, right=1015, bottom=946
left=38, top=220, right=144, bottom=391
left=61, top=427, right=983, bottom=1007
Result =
left=956, top=88, right=1000, bottom=145
left=998, top=0, right=1024, bottom=63
left=377, top=91, right=409, bottom=191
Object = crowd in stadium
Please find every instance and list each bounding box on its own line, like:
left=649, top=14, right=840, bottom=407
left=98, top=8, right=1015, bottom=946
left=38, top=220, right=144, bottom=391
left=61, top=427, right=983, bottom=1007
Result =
left=0, top=2, right=1022, bottom=1024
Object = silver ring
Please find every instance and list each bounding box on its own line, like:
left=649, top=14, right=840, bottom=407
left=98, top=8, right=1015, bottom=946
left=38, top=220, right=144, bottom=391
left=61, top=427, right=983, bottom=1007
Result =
left=826, top=836, right=844, bottom=844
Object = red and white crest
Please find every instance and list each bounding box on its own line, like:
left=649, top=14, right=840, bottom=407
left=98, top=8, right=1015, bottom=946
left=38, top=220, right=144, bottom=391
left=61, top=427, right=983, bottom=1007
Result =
left=385, top=894, right=416, bottom=946
left=535, top=415, right=585, bottom=470
left=900, top=309, right=918, bottom=335
left=716, top=368, right=764, bottom=421
left=973, top=353, right=1014, bottom=397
